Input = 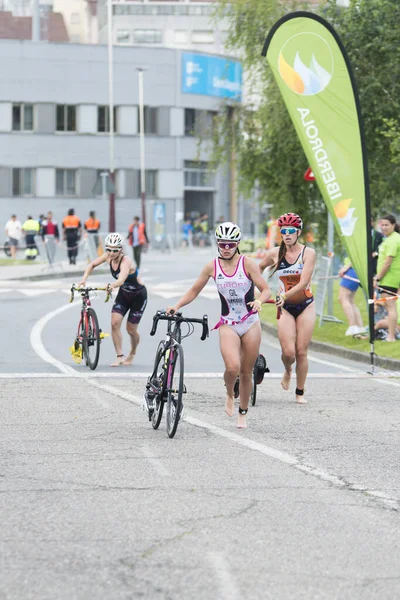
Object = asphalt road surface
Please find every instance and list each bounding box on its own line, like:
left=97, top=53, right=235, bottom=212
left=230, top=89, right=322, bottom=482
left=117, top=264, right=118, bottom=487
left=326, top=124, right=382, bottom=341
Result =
left=1, top=249, right=399, bottom=600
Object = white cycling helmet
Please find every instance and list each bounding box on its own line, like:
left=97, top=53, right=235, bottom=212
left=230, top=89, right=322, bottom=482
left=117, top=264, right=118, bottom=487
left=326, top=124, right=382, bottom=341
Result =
left=215, top=222, right=242, bottom=242
left=105, top=232, right=124, bottom=248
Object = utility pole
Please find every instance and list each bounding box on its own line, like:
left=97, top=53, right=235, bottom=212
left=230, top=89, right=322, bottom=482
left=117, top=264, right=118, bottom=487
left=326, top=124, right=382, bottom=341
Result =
left=32, top=0, right=40, bottom=41
left=137, top=68, right=147, bottom=225
left=107, top=0, right=116, bottom=232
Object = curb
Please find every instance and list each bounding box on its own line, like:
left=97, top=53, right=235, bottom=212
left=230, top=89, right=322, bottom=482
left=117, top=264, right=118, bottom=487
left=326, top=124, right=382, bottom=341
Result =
left=260, top=321, right=400, bottom=373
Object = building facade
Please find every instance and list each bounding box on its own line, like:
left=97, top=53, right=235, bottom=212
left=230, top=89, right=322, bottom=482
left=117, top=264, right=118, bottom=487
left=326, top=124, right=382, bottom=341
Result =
left=0, top=40, right=240, bottom=238
left=98, top=0, right=230, bottom=56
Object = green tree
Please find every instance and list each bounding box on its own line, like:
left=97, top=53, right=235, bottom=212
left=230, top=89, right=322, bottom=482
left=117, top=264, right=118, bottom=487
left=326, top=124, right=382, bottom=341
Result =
left=322, top=0, right=400, bottom=215
left=206, top=0, right=400, bottom=238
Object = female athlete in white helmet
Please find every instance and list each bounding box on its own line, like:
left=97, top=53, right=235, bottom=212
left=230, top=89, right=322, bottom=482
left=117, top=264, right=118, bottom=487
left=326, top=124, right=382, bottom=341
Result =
left=167, top=222, right=271, bottom=429
left=258, top=213, right=316, bottom=404
left=78, top=232, right=147, bottom=367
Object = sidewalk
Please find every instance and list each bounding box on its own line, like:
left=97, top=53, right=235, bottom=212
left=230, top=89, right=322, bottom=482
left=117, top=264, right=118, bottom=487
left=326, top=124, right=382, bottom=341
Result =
left=260, top=322, right=400, bottom=373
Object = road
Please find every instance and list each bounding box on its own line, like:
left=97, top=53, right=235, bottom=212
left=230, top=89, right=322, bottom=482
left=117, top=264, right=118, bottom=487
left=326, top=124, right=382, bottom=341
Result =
left=1, top=249, right=400, bottom=599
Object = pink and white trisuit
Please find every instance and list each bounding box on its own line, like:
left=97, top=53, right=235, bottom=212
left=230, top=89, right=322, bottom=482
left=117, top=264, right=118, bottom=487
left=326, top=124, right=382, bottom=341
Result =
left=213, top=255, right=259, bottom=337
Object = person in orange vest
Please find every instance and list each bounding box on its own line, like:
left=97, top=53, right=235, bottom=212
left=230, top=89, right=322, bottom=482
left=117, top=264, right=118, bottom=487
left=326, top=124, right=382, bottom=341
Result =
left=127, top=216, right=149, bottom=269
left=62, top=208, right=82, bottom=265
left=84, top=210, right=101, bottom=249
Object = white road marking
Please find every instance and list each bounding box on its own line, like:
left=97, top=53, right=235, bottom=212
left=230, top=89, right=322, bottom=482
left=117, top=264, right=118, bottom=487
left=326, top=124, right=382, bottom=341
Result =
left=139, top=443, right=170, bottom=477
left=19, top=288, right=56, bottom=297
left=208, top=552, right=240, bottom=600
left=30, top=303, right=78, bottom=376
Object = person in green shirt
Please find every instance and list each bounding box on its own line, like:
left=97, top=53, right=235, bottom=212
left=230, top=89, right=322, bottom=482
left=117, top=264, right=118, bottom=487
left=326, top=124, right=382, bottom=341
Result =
left=374, top=214, right=400, bottom=342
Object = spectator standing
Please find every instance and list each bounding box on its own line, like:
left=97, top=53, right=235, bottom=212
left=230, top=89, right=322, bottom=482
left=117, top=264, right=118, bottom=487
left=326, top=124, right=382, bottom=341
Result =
left=5, top=214, right=22, bottom=259
left=371, top=217, right=384, bottom=275
left=22, top=216, right=40, bottom=260
left=84, top=211, right=101, bottom=250
left=127, top=216, right=148, bottom=269
left=181, top=218, right=194, bottom=247
left=374, top=214, right=400, bottom=342
left=62, top=209, right=82, bottom=265
left=42, top=211, right=60, bottom=264
left=338, top=258, right=365, bottom=336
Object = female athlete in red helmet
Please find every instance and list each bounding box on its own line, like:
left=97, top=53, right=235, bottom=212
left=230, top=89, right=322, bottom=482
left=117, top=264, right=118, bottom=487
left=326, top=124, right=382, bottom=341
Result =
left=258, top=213, right=316, bottom=404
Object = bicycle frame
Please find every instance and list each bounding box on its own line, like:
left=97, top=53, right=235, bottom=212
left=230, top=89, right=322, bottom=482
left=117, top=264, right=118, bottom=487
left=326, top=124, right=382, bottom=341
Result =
left=147, top=320, right=181, bottom=399
left=147, top=311, right=208, bottom=399
left=77, top=293, right=92, bottom=344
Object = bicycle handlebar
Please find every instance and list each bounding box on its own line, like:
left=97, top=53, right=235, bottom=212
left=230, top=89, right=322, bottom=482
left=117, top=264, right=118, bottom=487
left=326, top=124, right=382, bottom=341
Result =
left=69, top=284, right=113, bottom=304
left=150, top=310, right=209, bottom=341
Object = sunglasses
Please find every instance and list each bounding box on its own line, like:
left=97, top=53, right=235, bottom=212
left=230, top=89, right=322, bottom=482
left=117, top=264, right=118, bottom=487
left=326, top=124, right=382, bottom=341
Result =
left=280, top=227, right=298, bottom=235
left=217, top=241, right=238, bottom=250
left=106, top=248, right=120, bottom=253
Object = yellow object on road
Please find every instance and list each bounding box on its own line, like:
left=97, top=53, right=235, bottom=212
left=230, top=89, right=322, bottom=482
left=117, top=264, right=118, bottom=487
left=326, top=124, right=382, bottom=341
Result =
left=69, top=341, right=82, bottom=364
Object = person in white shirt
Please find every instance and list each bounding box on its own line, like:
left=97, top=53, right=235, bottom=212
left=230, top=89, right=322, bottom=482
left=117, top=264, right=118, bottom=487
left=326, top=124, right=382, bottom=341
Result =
left=5, top=215, right=22, bottom=259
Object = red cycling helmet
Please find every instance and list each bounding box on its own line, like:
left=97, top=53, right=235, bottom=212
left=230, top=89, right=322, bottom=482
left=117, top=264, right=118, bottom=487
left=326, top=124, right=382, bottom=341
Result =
left=277, top=213, right=303, bottom=230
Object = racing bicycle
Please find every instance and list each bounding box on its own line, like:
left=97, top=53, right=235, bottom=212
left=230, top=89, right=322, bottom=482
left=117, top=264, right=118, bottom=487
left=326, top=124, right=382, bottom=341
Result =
left=145, top=310, right=209, bottom=439
left=69, top=284, right=112, bottom=370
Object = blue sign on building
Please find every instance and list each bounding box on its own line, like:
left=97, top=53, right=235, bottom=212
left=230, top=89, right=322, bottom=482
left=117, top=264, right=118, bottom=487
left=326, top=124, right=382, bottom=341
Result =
left=182, top=53, right=242, bottom=101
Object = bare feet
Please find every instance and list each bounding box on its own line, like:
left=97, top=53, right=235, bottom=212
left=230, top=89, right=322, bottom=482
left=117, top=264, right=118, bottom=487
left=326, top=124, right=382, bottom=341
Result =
left=225, top=395, right=234, bottom=417
left=110, top=355, right=125, bottom=367
left=237, top=412, right=248, bottom=429
left=121, top=353, right=135, bottom=365
left=296, top=395, right=308, bottom=404
left=281, top=367, right=292, bottom=390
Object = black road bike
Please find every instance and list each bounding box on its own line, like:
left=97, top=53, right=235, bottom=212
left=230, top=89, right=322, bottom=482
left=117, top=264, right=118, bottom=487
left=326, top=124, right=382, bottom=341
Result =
left=145, top=311, right=209, bottom=438
left=234, top=354, right=270, bottom=406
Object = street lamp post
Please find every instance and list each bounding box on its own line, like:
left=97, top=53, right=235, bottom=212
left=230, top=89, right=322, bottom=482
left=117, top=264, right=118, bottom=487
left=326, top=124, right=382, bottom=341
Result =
left=137, top=68, right=146, bottom=225
left=107, top=0, right=116, bottom=232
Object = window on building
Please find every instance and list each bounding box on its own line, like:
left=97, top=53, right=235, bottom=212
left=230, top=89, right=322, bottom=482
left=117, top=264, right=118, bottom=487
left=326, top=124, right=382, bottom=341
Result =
left=116, top=29, right=131, bottom=44
left=94, top=169, right=116, bottom=197
left=184, top=109, right=215, bottom=137
left=70, top=34, right=81, bottom=43
left=133, top=29, right=162, bottom=44
left=12, top=103, right=34, bottom=131
left=184, top=109, right=195, bottom=136
left=184, top=161, right=215, bottom=188
left=97, top=106, right=117, bottom=133
left=56, top=169, right=77, bottom=196
left=174, top=30, right=188, bottom=44
left=70, top=12, right=80, bottom=24
left=192, top=30, right=214, bottom=44
left=56, top=105, right=76, bottom=132
left=136, top=170, right=157, bottom=197
left=138, top=107, right=158, bottom=135
left=12, top=168, right=34, bottom=196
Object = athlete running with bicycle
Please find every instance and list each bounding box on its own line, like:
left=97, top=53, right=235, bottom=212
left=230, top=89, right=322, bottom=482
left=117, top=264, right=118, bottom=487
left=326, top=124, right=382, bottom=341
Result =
left=78, top=233, right=147, bottom=366
left=259, top=213, right=316, bottom=404
left=166, top=222, right=271, bottom=429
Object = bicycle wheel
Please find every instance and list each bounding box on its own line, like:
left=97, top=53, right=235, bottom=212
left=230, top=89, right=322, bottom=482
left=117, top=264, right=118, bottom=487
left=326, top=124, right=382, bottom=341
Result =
left=151, top=344, right=166, bottom=430
left=84, top=308, right=100, bottom=370
left=166, top=344, right=184, bottom=439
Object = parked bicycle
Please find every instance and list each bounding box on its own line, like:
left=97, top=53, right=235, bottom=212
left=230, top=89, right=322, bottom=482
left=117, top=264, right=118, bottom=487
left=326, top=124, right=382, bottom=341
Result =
left=69, top=284, right=112, bottom=370
left=145, top=310, right=209, bottom=438
left=233, top=353, right=270, bottom=407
